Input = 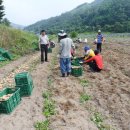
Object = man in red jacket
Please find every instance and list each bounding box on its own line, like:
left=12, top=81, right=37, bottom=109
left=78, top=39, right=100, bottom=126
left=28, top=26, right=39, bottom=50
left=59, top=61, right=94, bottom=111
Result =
left=84, top=50, right=103, bottom=72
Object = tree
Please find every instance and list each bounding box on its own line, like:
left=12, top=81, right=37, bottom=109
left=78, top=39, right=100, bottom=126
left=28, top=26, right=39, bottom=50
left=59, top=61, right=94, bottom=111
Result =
left=2, top=18, right=10, bottom=26
left=0, top=0, right=4, bottom=22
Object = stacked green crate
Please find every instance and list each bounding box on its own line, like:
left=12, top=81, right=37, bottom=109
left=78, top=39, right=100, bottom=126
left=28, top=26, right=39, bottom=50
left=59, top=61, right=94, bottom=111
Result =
left=71, top=59, right=80, bottom=66
left=15, top=72, right=34, bottom=97
left=71, top=65, right=83, bottom=77
left=0, top=88, right=21, bottom=114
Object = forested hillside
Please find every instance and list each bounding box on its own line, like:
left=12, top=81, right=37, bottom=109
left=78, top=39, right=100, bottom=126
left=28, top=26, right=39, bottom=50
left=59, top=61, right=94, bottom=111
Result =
left=25, top=0, right=130, bottom=34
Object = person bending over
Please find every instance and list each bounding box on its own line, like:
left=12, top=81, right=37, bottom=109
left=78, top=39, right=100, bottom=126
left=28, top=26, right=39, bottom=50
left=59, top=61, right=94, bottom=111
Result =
left=84, top=50, right=103, bottom=72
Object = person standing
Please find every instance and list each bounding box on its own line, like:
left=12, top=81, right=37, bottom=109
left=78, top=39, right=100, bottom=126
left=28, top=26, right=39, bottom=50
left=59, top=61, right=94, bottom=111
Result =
left=96, top=30, right=104, bottom=53
left=59, top=32, right=75, bottom=77
left=39, top=30, right=49, bottom=63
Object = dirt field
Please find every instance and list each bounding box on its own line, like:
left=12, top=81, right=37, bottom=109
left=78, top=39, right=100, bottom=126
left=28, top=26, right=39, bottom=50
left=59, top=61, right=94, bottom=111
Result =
left=49, top=36, right=130, bottom=130
left=0, top=36, right=130, bottom=130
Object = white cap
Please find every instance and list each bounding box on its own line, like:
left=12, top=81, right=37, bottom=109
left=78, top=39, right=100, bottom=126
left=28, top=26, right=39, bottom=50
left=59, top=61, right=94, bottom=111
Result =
left=58, top=30, right=67, bottom=36
left=98, top=30, right=101, bottom=33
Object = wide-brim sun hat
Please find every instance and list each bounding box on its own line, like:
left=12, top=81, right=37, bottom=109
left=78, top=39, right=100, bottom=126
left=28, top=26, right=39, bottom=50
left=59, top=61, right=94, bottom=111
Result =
left=58, top=32, right=67, bottom=37
left=98, top=30, right=101, bottom=33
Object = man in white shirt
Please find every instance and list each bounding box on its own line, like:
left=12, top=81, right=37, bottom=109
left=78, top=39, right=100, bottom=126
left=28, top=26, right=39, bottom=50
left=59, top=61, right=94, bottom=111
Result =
left=39, top=30, right=49, bottom=63
left=59, top=32, right=75, bottom=77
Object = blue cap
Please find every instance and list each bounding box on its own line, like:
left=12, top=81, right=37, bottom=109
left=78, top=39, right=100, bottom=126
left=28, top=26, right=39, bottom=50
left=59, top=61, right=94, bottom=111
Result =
left=84, top=46, right=90, bottom=51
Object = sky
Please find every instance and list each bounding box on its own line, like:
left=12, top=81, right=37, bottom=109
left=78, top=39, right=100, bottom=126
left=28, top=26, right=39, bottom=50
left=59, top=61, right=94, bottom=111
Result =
left=3, top=0, right=94, bottom=26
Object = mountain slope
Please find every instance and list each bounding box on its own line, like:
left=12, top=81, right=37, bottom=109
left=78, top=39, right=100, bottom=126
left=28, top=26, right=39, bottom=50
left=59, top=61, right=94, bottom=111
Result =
left=25, top=0, right=130, bottom=34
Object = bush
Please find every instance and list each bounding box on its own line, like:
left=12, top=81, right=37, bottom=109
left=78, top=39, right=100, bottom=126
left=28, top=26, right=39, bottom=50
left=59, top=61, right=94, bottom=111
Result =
left=70, top=31, right=78, bottom=38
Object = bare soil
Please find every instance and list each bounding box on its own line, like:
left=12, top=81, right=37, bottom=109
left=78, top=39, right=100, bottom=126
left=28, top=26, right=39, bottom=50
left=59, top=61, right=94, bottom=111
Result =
left=0, top=37, right=130, bottom=130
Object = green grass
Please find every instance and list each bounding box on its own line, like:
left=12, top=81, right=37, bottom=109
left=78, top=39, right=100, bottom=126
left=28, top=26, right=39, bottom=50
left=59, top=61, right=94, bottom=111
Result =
left=43, top=99, right=56, bottom=118
left=80, top=93, right=91, bottom=103
left=80, top=79, right=89, bottom=88
left=42, top=90, right=56, bottom=118
left=42, top=91, right=52, bottom=99
left=0, top=60, right=10, bottom=67
left=91, top=112, right=115, bottom=130
left=0, top=25, right=38, bottom=56
left=35, top=120, right=50, bottom=130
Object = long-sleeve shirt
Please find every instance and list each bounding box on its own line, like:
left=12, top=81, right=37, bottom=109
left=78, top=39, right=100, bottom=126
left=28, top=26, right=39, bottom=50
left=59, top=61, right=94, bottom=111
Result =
left=59, top=38, right=75, bottom=58
left=85, top=54, right=103, bottom=69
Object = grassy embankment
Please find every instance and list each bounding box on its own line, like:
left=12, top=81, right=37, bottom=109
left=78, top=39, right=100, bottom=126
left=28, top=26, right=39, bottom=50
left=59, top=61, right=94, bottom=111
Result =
left=0, top=25, right=38, bottom=67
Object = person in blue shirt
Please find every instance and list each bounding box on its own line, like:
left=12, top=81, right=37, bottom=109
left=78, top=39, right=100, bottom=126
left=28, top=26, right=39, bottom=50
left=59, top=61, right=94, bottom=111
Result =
left=96, top=30, right=104, bottom=52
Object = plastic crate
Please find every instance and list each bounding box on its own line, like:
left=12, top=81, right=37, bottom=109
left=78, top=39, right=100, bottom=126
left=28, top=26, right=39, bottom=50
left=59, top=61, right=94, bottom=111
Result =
left=0, top=56, right=6, bottom=61
left=2, top=51, right=12, bottom=60
left=16, top=83, right=33, bottom=97
left=0, top=88, right=21, bottom=114
left=71, top=59, right=80, bottom=66
left=15, top=72, right=33, bottom=86
left=48, top=48, right=52, bottom=53
left=71, top=65, right=83, bottom=77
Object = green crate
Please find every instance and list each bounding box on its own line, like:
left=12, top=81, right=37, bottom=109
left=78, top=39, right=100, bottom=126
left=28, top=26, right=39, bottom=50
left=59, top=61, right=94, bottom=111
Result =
left=15, top=72, right=33, bottom=86
left=2, top=51, right=12, bottom=60
left=48, top=48, right=52, bottom=53
left=0, top=88, right=21, bottom=114
left=71, top=59, right=80, bottom=66
left=0, top=56, right=6, bottom=61
left=16, top=83, right=33, bottom=97
left=71, top=65, right=83, bottom=77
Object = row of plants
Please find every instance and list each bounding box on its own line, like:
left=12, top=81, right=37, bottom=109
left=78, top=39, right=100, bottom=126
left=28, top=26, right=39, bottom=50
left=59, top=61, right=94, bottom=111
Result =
left=34, top=45, right=57, bottom=130
left=79, top=78, right=115, bottom=130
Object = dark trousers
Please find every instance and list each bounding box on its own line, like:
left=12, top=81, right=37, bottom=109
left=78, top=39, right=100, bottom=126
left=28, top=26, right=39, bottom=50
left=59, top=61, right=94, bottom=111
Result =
left=41, top=44, right=48, bottom=62
left=87, top=61, right=101, bottom=72
left=97, top=43, right=102, bottom=53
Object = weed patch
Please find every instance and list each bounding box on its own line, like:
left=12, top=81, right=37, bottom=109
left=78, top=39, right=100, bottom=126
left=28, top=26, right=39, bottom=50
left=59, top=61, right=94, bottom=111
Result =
left=35, top=120, right=50, bottom=130
left=80, top=93, right=91, bottom=103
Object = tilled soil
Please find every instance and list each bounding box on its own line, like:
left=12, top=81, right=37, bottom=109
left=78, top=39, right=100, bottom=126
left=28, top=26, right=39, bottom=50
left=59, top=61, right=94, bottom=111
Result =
left=78, top=38, right=130, bottom=130
left=0, top=37, right=130, bottom=130
left=48, top=37, right=130, bottom=130
left=48, top=74, right=98, bottom=130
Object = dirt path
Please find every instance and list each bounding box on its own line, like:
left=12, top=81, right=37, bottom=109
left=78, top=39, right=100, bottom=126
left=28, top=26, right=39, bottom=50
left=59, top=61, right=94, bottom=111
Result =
left=0, top=52, right=52, bottom=130
left=0, top=52, right=38, bottom=79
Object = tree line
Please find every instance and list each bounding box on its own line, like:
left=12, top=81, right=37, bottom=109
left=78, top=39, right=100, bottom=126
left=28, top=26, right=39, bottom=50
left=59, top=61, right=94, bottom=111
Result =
left=25, top=0, right=130, bottom=34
